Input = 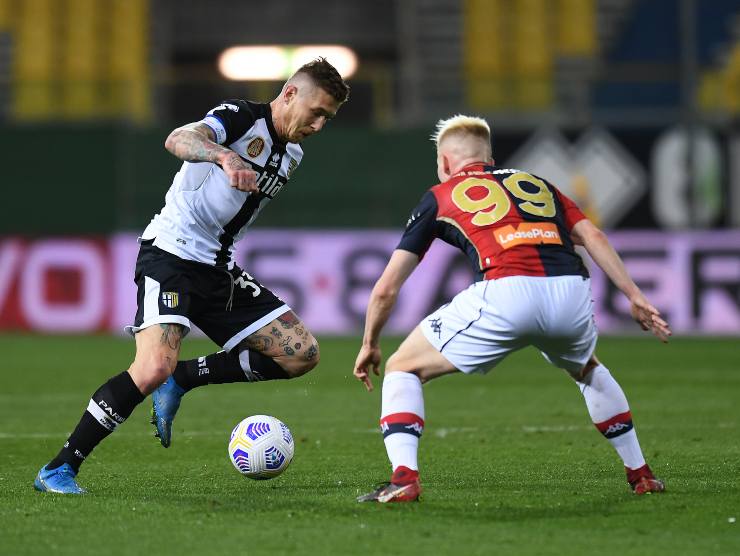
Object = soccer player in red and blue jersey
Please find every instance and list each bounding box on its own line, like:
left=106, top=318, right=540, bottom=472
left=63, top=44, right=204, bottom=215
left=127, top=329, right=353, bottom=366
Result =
left=354, top=115, right=671, bottom=503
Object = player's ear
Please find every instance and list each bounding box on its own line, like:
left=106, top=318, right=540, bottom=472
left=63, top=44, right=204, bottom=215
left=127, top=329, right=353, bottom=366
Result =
left=437, top=152, right=450, bottom=181
left=442, top=153, right=452, bottom=178
left=283, top=84, right=298, bottom=104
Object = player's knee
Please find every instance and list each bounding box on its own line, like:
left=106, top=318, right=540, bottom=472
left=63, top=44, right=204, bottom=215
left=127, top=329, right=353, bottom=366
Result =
left=385, top=345, right=455, bottom=384
left=385, top=351, right=416, bottom=374
left=576, top=354, right=601, bottom=381
left=384, top=367, right=426, bottom=384
left=284, top=339, right=320, bottom=378
left=384, top=353, right=424, bottom=382
left=385, top=351, right=402, bottom=372
left=129, top=353, right=176, bottom=393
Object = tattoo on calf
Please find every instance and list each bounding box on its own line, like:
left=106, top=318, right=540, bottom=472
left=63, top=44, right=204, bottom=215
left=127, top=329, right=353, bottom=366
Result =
left=245, top=334, right=274, bottom=352
left=305, top=343, right=318, bottom=361
left=278, top=313, right=299, bottom=329
left=271, top=326, right=283, bottom=338
left=279, top=336, right=295, bottom=356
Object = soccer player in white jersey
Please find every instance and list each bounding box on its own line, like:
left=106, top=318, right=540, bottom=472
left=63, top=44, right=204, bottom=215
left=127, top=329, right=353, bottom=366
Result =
left=354, top=115, right=671, bottom=502
left=34, top=59, right=349, bottom=494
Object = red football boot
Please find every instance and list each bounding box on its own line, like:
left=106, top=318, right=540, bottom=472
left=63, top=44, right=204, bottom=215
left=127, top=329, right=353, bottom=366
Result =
left=357, top=466, right=422, bottom=503
left=627, top=464, right=666, bottom=495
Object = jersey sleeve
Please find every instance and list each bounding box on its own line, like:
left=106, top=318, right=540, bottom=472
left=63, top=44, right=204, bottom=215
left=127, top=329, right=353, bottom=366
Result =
left=396, top=190, right=439, bottom=259
left=554, top=188, right=588, bottom=231
left=200, top=100, right=256, bottom=145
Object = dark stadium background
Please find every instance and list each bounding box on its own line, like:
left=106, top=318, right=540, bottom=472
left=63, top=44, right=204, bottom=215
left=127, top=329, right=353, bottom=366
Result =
left=1, top=0, right=738, bottom=338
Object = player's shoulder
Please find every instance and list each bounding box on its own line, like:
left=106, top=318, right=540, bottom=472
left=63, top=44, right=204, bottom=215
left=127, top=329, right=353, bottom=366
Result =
left=491, top=166, right=555, bottom=186
left=489, top=166, right=535, bottom=179
left=239, top=99, right=269, bottom=117
left=286, top=141, right=304, bottom=159
left=207, top=99, right=260, bottom=116
left=491, top=167, right=567, bottom=196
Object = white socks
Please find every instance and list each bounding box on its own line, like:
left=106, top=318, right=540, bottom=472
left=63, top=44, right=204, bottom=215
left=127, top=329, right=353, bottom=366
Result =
left=609, top=429, right=646, bottom=470
left=578, top=364, right=646, bottom=470
left=380, top=372, right=425, bottom=472
left=377, top=365, right=648, bottom=473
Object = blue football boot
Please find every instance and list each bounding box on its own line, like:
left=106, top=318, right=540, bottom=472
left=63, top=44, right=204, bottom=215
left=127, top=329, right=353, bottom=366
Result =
left=34, top=464, right=86, bottom=494
left=150, top=375, right=186, bottom=448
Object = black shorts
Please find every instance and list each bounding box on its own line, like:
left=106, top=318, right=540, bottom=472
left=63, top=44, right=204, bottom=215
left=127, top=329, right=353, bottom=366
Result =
left=125, top=241, right=289, bottom=351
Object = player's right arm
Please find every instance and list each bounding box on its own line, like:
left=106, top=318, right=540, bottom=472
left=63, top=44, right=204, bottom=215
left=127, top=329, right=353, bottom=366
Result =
left=571, top=218, right=671, bottom=342
left=354, top=190, right=437, bottom=391
left=164, top=120, right=257, bottom=192
left=354, top=249, right=419, bottom=392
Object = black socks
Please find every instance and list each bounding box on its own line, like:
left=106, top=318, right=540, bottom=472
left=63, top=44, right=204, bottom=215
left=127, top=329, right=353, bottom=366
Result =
left=47, top=371, right=144, bottom=473
left=172, top=349, right=289, bottom=392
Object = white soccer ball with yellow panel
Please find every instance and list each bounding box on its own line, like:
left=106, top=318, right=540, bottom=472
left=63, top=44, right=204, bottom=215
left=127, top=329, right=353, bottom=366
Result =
left=228, top=415, right=294, bottom=479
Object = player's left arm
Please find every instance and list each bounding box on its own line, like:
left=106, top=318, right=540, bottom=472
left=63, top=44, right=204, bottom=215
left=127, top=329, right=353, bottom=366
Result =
left=353, top=250, right=419, bottom=391
left=572, top=218, right=671, bottom=342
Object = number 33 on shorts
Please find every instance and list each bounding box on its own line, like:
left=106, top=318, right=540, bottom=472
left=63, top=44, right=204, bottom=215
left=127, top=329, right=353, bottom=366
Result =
left=235, top=272, right=261, bottom=297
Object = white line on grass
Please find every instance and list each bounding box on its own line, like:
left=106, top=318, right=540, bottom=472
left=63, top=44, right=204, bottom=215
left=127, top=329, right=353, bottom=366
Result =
left=1, top=421, right=735, bottom=440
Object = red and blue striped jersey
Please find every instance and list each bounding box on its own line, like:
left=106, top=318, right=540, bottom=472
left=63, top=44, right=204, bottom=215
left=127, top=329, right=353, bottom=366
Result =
left=397, top=164, right=589, bottom=280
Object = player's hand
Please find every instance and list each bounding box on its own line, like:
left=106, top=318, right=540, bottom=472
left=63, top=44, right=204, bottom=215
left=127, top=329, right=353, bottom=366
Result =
left=630, top=293, right=671, bottom=343
left=221, top=152, right=258, bottom=192
left=353, top=344, right=382, bottom=392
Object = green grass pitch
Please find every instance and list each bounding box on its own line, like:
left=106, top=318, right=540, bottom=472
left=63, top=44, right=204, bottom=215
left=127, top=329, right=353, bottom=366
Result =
left=0, top=334, right=738, bottom=555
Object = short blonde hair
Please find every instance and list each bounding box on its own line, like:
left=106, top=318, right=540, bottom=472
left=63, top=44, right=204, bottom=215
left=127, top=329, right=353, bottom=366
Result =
left=431, top=114, right=491, bottom=148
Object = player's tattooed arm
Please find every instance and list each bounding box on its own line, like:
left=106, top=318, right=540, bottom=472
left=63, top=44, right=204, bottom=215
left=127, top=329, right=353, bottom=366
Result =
left=164, top=122, right=231, bottom=163
left=165, top=122, right=257, bottom=192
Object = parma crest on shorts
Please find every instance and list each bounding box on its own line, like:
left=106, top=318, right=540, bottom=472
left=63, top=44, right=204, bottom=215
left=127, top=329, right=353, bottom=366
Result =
left=161, top=292, right=179, bottom=309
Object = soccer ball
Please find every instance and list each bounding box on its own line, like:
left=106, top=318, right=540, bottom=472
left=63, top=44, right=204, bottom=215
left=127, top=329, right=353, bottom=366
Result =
left=228, top=415, right=294, bottom=479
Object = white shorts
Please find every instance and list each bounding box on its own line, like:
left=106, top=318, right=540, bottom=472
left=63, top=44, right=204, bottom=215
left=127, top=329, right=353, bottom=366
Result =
left=420, top=275, right=597, bottom=376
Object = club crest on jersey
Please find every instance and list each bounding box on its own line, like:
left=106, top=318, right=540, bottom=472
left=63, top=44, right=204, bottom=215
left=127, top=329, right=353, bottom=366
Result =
left=161, top=292, right=179, bottom=309
left=287, top=157, right=298, bottom=178
left=247, top=137, right=265, bottom=158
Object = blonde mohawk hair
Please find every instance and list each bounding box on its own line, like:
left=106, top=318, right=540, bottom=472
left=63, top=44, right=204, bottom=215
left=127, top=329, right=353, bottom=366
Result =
left=431, top=114, right=491, bottom=147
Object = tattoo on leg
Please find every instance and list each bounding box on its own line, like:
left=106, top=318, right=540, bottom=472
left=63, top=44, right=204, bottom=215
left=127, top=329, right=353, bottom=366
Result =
left=278, top=313, right=299, bottom=329
left=271, top=326, right=282, bottom=338
left=279, top=336, right=295, bottom=356
left=159, top=324, right=183, bottom=350
left=305, top=343, right=318, bottom=361
left=245, top=334, right=274, bottom=352
left=294, top=343, right=301, bottom=350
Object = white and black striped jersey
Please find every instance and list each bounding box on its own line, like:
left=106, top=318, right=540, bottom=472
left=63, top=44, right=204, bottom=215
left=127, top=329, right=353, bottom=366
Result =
left=141, top=100, right=304, bottom=268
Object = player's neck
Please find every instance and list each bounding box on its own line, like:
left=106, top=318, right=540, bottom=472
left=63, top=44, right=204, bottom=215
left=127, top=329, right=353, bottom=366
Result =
left=269, top=99, right=288, bottom=142
left=450, top=158, right=488, bottom=175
